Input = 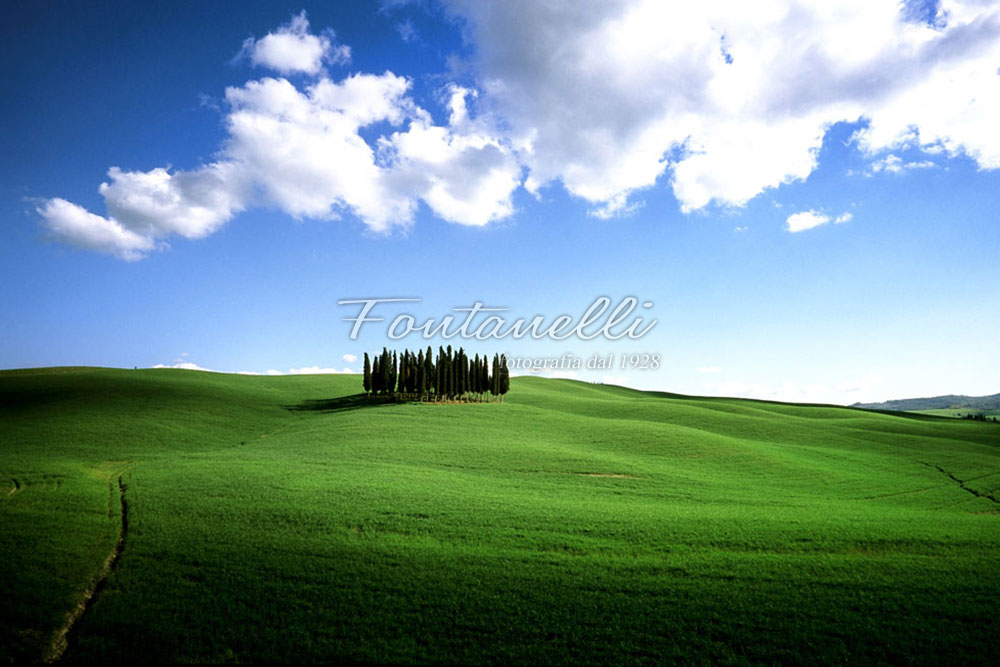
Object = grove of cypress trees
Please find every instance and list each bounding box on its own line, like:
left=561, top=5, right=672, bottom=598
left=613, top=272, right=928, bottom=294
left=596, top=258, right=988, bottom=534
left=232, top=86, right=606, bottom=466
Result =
left=361, top=347, right=510, bottom=403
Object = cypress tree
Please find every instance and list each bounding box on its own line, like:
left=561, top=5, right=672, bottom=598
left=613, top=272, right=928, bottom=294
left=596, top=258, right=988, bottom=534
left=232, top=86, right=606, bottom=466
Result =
left=408, top=351, right=417, bottom=394
left=392, top=351, right=398, bottom=395
left=417, top=349, right=427, bottom=397
left=363, top=352, right=372, bottom=395
left=425, top=346, right=435, bottom=394
left=428, top=349, right=434, bottom=395
left=449, top=355, right=456, bottom=398
left=481, top=356, right=489, bottom=398
left=499, top=354, right=510, bottom=401
left=491, top=354, right=500, bottom=397
left=473, top=354, right=481, bottom=396
left=434, top=346, right=445, bottom=397
left=396, top=351, right=406, bottom=394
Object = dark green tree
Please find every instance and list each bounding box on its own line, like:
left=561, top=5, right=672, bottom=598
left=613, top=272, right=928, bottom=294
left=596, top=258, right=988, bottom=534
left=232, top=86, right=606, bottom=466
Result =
left=395, top=352, right=402, bottom=394
left=491, top=354, right=500, bottom=398
left=425, top=346, right=435, bottom=395
left=417, top=349, right=427, bottom=397
left=363, top=353, right=372, bottom=394
left=372, top=356, right=382, bottom=394
left=499, top=354, right=510, bottom=401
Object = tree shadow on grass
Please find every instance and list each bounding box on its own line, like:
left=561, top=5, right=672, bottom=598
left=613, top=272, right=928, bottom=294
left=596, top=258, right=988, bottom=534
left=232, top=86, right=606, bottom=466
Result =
left=283, top=393, right=398, bottom=414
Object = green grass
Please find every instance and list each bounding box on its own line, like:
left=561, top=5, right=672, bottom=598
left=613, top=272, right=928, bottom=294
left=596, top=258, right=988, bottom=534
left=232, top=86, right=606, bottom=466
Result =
left=1, top=367, right=998, bottom=664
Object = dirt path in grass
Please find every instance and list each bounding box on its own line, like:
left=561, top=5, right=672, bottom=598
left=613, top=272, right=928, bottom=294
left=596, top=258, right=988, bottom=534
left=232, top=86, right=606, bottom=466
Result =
left=920, top=461, right=1000, bottom=505
left=574, top=472, right=642, bottom=479
left=43, top=472, right=129, bottom=663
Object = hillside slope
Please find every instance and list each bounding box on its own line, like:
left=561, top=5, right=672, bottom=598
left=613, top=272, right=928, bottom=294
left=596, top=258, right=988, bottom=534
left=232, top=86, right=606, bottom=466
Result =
left=1, top=368, right=998, bottom=663
left=853, top=391, right=1000, bottom=411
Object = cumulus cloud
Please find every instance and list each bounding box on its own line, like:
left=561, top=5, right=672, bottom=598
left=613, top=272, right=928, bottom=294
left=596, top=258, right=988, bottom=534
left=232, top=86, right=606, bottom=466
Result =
left=239, top=10, right=350, bottom=75
left=39, top=16, right=520, bottom=259
left=223, top=73, right=416, bottom=230
left=785, top=209, right=853, bottom=233
left=383, top=85, right=520, bottom=225
left=445, top=0, right=1000, bottom=214
left=38, top=162, right=247, bottom=260
left=786, top=210, right=830, bottom=233
left=38, top=198, right=156, bottom=261
left=39, top=2, right=1000, bottom=258
left=342, top=354, right=358, bottom=363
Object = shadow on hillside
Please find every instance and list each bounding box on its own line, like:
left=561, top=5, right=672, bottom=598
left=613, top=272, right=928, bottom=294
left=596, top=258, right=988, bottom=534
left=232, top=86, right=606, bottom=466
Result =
left=283, top=393, right=395, bottom=414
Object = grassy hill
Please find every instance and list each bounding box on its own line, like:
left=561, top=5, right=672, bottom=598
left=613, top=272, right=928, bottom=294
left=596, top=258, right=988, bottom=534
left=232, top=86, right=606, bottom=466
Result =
left=853, top=392, right=1000, bottom=412
left=1, top=367, right=998, bottom=663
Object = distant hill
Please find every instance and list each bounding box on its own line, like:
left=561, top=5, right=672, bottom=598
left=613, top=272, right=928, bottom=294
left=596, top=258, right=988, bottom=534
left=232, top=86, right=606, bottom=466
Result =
left=853, top=393, right=1000, bottom=411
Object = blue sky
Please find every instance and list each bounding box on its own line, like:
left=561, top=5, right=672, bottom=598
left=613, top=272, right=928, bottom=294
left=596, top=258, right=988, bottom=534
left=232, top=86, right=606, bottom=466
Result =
left=2, top=0, right=999, bottom=404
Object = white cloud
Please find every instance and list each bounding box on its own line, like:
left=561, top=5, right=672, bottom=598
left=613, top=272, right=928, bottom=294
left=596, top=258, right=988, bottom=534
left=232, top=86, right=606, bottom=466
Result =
left=342, top=353, right=358, bottom=363
left=272, top=366, right=357, bottom=375
left=38, top=162, right=247, bottom=260
left=223, top=74, right=416, bottom=230
left=153, top=360, right=356, bottom=375
left=868, top=154, right=936, bottom=174
left=38, top=198, right=156, bottom=261
left=383, top=85, right=521, bottom=226
left=786, top=210, right=830, bottom=233
left=99, top=164, right=246, bottom=239
left=786, top=209, right=853, bottom=232
left=240, top=11, right=349, bottom=75
left=41, top=25, right=521, bottom=258
left=40, top=2, right=1000, bottom=257
left=445, top=0, right=1000, bottom=214
left=152, top=361, right=222, bottom=372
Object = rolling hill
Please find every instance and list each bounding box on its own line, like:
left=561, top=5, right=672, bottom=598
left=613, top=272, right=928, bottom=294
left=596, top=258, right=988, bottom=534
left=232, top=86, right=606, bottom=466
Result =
left=852, top=392, right=1000, bottom=412
left=1, top=367, right=998, bottom=663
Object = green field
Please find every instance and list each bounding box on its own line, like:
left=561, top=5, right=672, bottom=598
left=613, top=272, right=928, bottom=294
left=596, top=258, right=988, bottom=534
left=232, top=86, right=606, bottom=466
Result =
left=2, top=367, right=998, bottom=664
